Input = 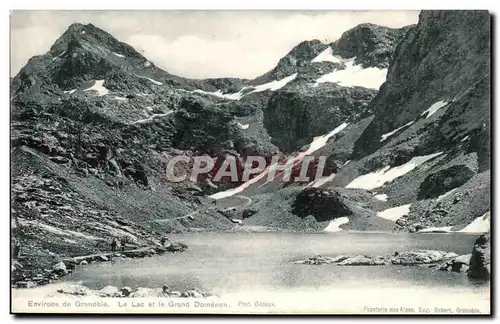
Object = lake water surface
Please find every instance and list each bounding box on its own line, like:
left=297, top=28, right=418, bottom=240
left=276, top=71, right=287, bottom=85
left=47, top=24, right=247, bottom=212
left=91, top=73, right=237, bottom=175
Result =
left=14, top=232, right=490, bottom=314
left=56, top=232, right=490, bottom=313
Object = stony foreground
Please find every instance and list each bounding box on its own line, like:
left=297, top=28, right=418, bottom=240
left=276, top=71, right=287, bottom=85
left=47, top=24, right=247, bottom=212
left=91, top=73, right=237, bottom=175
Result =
left=53, top=284, right=212, bottom=298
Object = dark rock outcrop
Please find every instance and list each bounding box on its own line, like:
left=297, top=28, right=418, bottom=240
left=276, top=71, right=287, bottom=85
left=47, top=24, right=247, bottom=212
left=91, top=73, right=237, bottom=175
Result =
left=331, top=23, right=413, bottom=68
left=468, top=234, right=490, bottom=280
left=417, top=164, right=477, bottom=200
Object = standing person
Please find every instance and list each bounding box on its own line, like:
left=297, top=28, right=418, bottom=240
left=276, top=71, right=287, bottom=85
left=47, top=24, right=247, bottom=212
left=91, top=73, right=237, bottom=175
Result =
left=12, top=237, right=20, bottom=259
left=120, top=236, right=127, bottom=252
left=111, top=238, right=117, bottom=252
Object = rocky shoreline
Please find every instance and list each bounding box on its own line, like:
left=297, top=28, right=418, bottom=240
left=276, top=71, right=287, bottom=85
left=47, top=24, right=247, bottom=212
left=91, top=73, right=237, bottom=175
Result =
left=12, top=242, right=188, bottom=289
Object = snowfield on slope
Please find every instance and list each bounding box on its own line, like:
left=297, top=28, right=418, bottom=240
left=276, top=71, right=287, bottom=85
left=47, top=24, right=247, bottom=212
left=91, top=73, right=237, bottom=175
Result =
left=418, top=211, right=490, bottom=234
left=193, top=73, right=298, bottom=101
left=311, top=47, right=343, bottom=64
left=380, top=121, right=414, bottom=142
left=324, top=217, right=349, bottom=232
left=132, top=111, right=173, bottom=124
left=193, top=89, right=246, bottom=100
left=421, top=100, right=449, bottom=118
left=83, top=80, right=109, bottom=96
left=346, top=152, right=444, bottom=190
left=458, top=212, right=490, bottom=233
left=134, top=74, right=163, bottom=85
left=436, top=188, right=459, bottom=202
left=377, top=204, right=411, bottom=221
left=314, top=57, right=387, bottom=90
left=374, top=194, right=388, bottom=201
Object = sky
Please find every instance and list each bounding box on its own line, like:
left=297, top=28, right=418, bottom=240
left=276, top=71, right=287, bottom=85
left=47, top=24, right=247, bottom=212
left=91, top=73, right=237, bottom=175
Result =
left=10, top=10, right=420, bottom=79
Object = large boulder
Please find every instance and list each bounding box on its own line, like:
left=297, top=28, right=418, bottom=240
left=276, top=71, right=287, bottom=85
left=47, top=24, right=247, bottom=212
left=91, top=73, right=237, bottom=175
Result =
left=390, top=250, right=458, bottom=265
left=438, top=254, right=471, bottom=273
left=292, top=187, right=378, bottom=222
left=52, top=261, right=68, bottom=276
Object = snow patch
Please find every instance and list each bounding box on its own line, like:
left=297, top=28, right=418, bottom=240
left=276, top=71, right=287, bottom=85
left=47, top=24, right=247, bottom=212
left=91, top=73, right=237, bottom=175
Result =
left=193, top=73, right=297, bottom=101
left=144, top=61, right=151, bottom=68
left=458, top=212, right=490, bottom=233
left=418, top=226, right=454, bottom=233
left=346, top=152, right=444, bottom=190
left=380, top=121, right=414, bottom=142
left=314, top=57, right=387, bottom=90
left=461, top=135, right=470, bottom=142
left=83, top=80, right=109, bottom=96
left=132, top=111, right=173, bottom=125
left=194, top=89, right=246, bottom=100
left=63, top=89, right=76, bottom=95
left=421, top=100, right=448, bottom=118
left=251, top=73, right=297, bottom=93
left=311, top=47, right=342, bottom=64
left=237, top=122, right=249, bottom=130
left=324, top=217, right=349, bottom=232
left=113, top=52, right=125, bottom=58
left=113, top=96, right=128, bottom=101
left=307, top=174, right=336, bottom=188
left=436, top=188, right=458, bottom=202
left=374, top=194, right=388, bottom=201
left=377, top=204, right=411, bottom=221
left=300, top=122, right=349, bottom=157
left=418, top=211, right=490, bottom=233
left=134, top=74, right=163, bottom=85
left=52, top=51, right=66, bottom=61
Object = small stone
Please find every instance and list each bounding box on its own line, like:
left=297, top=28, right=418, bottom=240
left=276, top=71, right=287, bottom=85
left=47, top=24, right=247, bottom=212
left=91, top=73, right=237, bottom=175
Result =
left=120, top=286, right=133, bottom=297
left=98, top=255, right=109, bottom=262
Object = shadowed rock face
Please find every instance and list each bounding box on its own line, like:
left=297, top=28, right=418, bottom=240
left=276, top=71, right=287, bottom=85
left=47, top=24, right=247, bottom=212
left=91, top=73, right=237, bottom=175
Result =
left=251, top=40, right=329, bottom=84
left=264, top=85, right=376, bottom=152
left=468, top=234, right=490, bottom=281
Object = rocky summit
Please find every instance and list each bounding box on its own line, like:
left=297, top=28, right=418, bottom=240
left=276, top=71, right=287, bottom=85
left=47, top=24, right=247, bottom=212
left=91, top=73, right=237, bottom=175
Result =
left=10, top=10, right=491, bottom=286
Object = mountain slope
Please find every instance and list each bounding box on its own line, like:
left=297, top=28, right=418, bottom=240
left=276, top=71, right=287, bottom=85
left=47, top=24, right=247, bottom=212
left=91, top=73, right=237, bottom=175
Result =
left=10, top=12, right=491, bottom=285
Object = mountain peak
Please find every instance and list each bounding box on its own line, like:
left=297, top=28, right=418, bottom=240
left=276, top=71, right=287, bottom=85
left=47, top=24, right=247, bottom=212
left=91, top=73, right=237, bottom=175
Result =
left=331, top=23, right=414, bottom=68
left=49, top=22, right=144, bottom=61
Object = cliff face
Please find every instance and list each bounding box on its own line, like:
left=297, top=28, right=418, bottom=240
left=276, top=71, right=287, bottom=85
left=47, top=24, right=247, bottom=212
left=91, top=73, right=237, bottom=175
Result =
left=352, top=11, right=490, bottom=158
